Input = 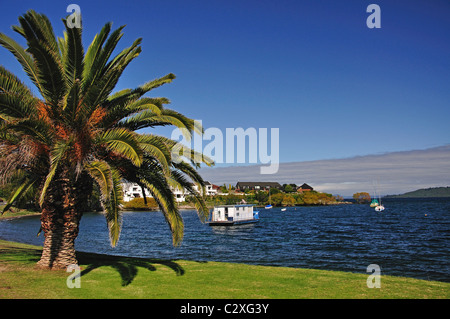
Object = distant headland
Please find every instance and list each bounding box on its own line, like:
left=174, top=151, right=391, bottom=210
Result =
left=385, top=187, right=450, bottom=198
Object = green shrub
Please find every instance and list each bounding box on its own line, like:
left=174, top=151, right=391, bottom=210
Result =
left=122, top=197, right=158, bottom=210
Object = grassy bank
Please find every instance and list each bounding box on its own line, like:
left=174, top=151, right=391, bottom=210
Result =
left=0, top=210, right=40, bottom=220
left=0, top=240, right=448, bottom=299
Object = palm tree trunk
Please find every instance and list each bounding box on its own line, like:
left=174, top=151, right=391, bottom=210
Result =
left=37, top=207, right=81, bottom=269
left=36, top=173, right=91, bottom=269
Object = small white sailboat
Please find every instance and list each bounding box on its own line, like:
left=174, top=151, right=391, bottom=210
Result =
left=265, top=189, right=272, bottom=209
left=281, top=208, right=287, bottom=212
left=370, top=198, right=379, bottom=207
left=370, top=183, right=379, bottom=207
left=372, top=181, right=385, bottom=212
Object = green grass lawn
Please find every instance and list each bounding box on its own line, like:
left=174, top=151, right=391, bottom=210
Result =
left=0, top=239, right=448, bottom=299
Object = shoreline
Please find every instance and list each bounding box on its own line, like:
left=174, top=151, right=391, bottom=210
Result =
left=124, top=201, right=353, bottom=211
left=0, top=210, right=41, bottom=221
left=0, top=201, right=354, bottom=220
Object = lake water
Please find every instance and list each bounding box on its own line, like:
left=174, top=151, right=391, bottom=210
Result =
left=1, top=198, right=449, bottom=282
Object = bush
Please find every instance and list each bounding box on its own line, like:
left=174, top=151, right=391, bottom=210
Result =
left=255, top=191, right=269, bottom=204
left=297, top=191, right=337, bottom=205
left=122, top=197, right=158, bottom=210
left=270, top=193, right=284, bottom=206
left=353, top=192, right=371, bottom=204
left=282, top=195, right=296, bottom=206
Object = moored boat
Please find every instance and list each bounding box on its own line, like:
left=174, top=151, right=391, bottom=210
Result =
left=207, top=204, right=260, bottom=226
left=370, top=198, right=379, bottom=207
left=372, top=181, right=386, bottom=212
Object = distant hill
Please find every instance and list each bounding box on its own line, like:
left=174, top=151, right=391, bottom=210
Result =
left=385, top=187, right=450, bottom=198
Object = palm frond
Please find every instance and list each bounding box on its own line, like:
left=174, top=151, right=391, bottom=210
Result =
left=84, top=160, right=122, bottom=247
left=138, top=165, right=184, bottom=246
left=105, top=73, right=175, bottom=109
left=125, top=97, right=167, bottom=115
left=119, top=109, right=198, bottom=137
left=62, top=18, right=84, bottom=88
left=1, top=177, right=38, bottom=214
left=62, top=78, right=81, bottom=125
left=138, top=73, right=176, bottom=95
left=3, top=118, right=53, bottom=145
left=0, top=32, right=42, bottom=93
left=0, top=91, right=36, bottom=120
left=57, top=36, right=67, bottom=64
left=16, top=12, right=65, bottom=106
left=0, top=65, right=34, bottom=98
left=137, top=135, right=171, bottom=175
left=172, top=161, right=207, bottom=187
left=84, top=160, right=113, bottom=201
left=102, top=97, right=168, bottom=128
left=97, top=128, right=143, bottom=166
left=80, top=38, right=141, bottom=123
left=169, top=139, right=214, bottom=168
left=15, top=10, right=59, bottom=54
left=103, top=167, right=123, bottom=247
left=88, top=45, right=141, bottom=109
left=82, top=22, right=111, bottom=89
left=106, top=37, right=142, bottom=72
left=82, top=25, right=124, bottom=94
left=39, top=140, right=71, bottom=206
left=169, top=169, right=209, bottom=223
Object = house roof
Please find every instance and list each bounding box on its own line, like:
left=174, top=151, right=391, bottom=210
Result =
left=235, top=182, right=282, bottom=188
left=298, top=183, right=313, bottom=190
left=187, top=181, right=211, bottom=186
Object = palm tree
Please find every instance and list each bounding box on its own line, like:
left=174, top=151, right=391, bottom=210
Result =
left=0, top=10, right=213, bottom=269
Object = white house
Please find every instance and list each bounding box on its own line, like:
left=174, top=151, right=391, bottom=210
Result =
left=122, top=181, right=218, bottom=203
left=122, top=182, right=151, bottom=202
left=172, top=186, right=186, bottom=203
left=186, top=181, right=218, bottom=196
left=204, top=182, right=218, bottom=196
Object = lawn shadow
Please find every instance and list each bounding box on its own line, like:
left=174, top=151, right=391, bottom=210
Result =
left=0, top=246, right=42, bottom=263
left=77, top=251, right=185, bottom=286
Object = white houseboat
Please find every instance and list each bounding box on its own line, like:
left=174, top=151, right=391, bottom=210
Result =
left=207, top=204, right=259, bottom=226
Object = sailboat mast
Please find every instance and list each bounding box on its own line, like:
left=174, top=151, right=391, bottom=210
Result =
left=269, top=186, right=271, bottom=205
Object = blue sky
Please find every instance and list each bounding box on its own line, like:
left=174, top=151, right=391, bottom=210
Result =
left=1, top=0, right=449, bottom=165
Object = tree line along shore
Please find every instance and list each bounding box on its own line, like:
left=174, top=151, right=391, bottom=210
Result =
left=122, top=190, right=351, bottom=211
left=1, top=189, right=350, bottom=216
left=0, top=180, right=359, bottom=215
